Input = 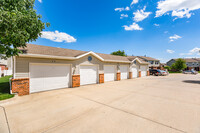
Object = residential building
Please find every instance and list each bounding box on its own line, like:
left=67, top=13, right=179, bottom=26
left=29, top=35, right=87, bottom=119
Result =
left=137, top=56, right=160, bottom=69
left=11, top=44, right=150, bottom=96
left=166, top=58, right=200, bottom=71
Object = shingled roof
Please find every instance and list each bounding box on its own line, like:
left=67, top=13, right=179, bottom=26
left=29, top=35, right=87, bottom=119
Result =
left=127, top=56, right=149, bottom=64
left=97, top=53, right=130, bottom=62
left=137, top=56, right=159, bottom=61
left=19, top=44, right=130, bottom=62
left=20, top=44, right=87, bottom=57
left=174, top=58, right=200, bottom=62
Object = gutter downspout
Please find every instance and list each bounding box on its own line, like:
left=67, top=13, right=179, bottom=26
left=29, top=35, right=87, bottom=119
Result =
left=10, top=56, right=15, bottom=94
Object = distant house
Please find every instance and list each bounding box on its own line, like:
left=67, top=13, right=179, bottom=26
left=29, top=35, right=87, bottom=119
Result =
left=0, top=55, right=12, bottom=76
left=137, top=56, right=161, bottom=69
left=166, top=58, right=200, bottom=71
left=0, top=55, right=8, bottom=71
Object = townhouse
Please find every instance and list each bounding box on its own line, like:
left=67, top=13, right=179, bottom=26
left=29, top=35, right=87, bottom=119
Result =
left=167, top=58, right=200, bottom=71
left=11, top=44, right=150, bottom=96
left=137, top=56, right=160, bottom=69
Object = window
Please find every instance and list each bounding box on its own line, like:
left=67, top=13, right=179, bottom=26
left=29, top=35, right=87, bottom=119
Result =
left=155, top=61, right=159, bottom=65
left=134, top=60, right=136, bottom=64
left=149, top=61, right=154, bottom=64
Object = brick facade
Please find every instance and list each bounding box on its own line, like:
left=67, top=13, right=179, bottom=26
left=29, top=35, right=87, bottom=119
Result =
left=99, top=74, right=104, bottom=84
left=129, top=72, right=132, bottom=79
left=116, top=72, right=121, bottom=81
left=11, top=78, right=29, bottom=96
left=0, top=65, right=6, bottom=71
left=72, top=75, right=80, bottom=88
left=139, top=71, right=141, bottom=77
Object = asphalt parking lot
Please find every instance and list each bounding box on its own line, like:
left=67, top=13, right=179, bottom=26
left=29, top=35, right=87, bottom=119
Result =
left=1, top=74, right=200, bottom=133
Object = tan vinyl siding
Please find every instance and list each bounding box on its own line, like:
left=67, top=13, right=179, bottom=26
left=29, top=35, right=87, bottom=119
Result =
left=15, top=54, right=131, bottom=79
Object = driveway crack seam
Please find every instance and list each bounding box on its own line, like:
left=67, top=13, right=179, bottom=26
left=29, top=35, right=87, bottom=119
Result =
left=0, top=105, right=11, bottom=133
left=71, top=94, right=187, bottom=133
left=41, top=109, right=95, bottom=133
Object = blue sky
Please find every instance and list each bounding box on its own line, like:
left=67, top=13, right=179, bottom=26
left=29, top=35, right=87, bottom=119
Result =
left=33, top=0, right=200, bottom=63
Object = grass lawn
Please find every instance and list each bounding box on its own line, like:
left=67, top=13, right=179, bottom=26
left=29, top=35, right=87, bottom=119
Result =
left=169, top=71, right=182, bottom=73
left=0, top=76, right=14, bottom=101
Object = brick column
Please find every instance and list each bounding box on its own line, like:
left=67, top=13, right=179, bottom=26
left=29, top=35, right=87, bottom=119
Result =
left=139, top=71, right=141, bottom=77
left=147, top=71, right=150, bottom=76
left=99, top=74, right=104, bottom=84
left=72, top=75, right=80, bottom=88
left=11, top=78, right=29, bottom=96
left=116, top=72, right=121, bottom=81
left=129, top=72, right=132, bottom=79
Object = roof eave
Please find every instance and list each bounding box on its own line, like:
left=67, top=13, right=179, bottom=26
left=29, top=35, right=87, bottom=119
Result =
left=18, top=53, right=131, bottom=63
left=19, top=54, right=76, bottom=60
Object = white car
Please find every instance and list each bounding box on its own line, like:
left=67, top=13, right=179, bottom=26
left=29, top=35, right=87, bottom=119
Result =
left=182, top=70, right=198, bottom=75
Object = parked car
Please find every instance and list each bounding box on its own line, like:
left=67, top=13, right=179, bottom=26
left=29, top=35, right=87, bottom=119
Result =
left=160, top=70, right=169, bottom=76
left=149, top=69, right=162, bottom=76
left=182, top=70, right=198, bottom=75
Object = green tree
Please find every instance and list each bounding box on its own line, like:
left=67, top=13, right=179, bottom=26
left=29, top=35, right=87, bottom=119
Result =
left=111, top=50, right=126, bottom=56
left=0, top=0, right=49, bottom=57
left=164, top=66, right=171, bottom=71
left=171, top=58, right=187, bottom=71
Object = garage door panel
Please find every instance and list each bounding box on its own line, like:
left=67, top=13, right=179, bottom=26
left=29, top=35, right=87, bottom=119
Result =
left=132, top=66, right=138, bottom=78
left=141, top=65, right=147, bottom=77
left=120, top=66, right=128, bottom=79
left=30, top=64, right=70, bottom=93
left=80, top=65, right=98, bottom=85
left=104, top=65, right=115, bottom=82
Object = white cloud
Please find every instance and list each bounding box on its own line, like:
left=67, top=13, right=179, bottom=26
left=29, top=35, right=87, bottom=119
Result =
left=131, top=0, right=139, bottom=6
left=125, top=7, right=130, bottom=11
left=133, top=6, right=151, bottom=22
left=123, top=23, right=143, bottom=31
left=172, top=9, right=192, bottom=18
left=120, top=14, right=128, bottom=19
left=41, top=30, right=77, bottom=43
left=154, top=24, right=160, bottom=27
left=115, top=7, right=130, bottom=12
left=38, top=0, right=42, bottom=3
left=114, top=8, right=124, bottom=12
left=156, top=0, right=200, bottom=19
left=166, top=49, right=175, bottom=54
left=169, top=34, right=182, bottom=42
left=180, top=47, right=200, bottom=56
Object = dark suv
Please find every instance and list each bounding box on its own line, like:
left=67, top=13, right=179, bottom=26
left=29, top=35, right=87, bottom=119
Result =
left=149, top=69, right=162, bottom=76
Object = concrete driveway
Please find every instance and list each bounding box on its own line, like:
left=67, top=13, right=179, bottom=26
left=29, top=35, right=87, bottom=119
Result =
left=1, top=74, right=200, bottom=133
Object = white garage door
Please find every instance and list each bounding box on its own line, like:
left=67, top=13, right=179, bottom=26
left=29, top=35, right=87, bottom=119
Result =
left=104, top=65, right=116, bottom=82
left=141, top=65, right=147, bottom=77
left=80, top=65, right=98, bottom=85
left=132, top=66, right=138, bottom=78
left=30, top=63, right=70, bottom=93
left=120, top=65, right=128, bottom=79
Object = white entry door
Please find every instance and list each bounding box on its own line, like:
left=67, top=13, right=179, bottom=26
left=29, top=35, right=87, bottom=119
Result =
left=132, top=66, right=138, bottom=78
left=120, top=65, right=129, bottom=79
left=80, top=65, right=98, bottom=85
left=141, top=65, right=147, bottom=77
left=104, top=65, right=116, bottom=82
left=30, top=63, right=70, bottom=93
